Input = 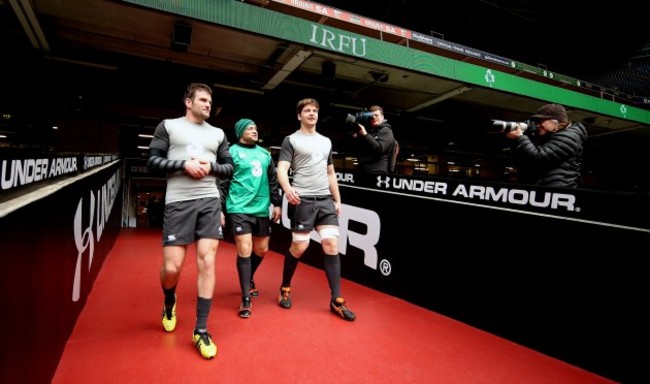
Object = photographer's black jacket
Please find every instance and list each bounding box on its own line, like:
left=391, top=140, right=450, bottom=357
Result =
left=512, top=122, right=588, bottom=188
left=353, top=121, right=395, bottom=173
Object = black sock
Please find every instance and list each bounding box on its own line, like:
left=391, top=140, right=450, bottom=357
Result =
left=194, top=296, right=212, bottom=333
left=324, top=254, right=341, bottom=300
left=236, top=255, right=252, bottom=298
left=250, top=252, right=264, bottom=279
left=163, top=286, right=176, bottom=308
left=281, top=251, right=299, bottom=288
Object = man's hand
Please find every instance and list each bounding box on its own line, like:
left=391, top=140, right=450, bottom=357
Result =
left=271, top=206, right=281, bottom=223
left=184, top=158, right=210, bottom=179
left=283, top=187, right=301, bottom=205
left=505, top=126, right=523, bottom=139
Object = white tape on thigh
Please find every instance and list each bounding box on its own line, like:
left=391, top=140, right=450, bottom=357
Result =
left=319, top=227, right=340, bottom=239
left=292, top=232, right=311, bottom=243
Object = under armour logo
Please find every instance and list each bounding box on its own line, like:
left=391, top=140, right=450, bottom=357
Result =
left=376, top=176, right=390, bottom=188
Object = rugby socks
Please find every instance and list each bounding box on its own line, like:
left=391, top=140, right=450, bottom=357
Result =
left=281, top=251, right=299, bottom=287
left=236, top=255, right=252, bottom=298
left=195, top=296, right=212, bottom=332
left=324, top=253, right=342, bottom=299
left=163, top=286, right=177, bottom=308
left=250, top=252, right=264, bottom=277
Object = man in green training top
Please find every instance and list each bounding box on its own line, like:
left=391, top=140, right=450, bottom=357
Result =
left=220, top=118, right=282, bottom=318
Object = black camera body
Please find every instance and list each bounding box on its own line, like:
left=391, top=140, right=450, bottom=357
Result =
left=345, top=111, right=374, bottom=126
left=491, top=119, right=537, bottom=135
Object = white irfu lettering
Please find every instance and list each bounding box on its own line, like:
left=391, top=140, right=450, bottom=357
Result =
left=309, top=24, right=367, bottom=57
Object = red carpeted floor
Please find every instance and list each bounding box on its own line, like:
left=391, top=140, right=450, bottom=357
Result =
left=52, top=228, right=617, bottom=384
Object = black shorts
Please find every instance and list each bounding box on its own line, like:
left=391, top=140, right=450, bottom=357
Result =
left=288, top=195, right=338, bottom=232
left=162, top=197, right=223, bottom=246
left=229, top=213, right=272, bottom=237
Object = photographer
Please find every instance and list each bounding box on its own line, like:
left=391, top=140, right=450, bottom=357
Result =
left=505, top=103, right=587, bottom=188
left=349, top=105, right=397, bottom=173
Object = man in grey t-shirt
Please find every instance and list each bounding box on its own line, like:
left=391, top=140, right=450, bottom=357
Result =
left=275, top=97, right=356, bottom=321
left=148, top=83, right=233, bottom=359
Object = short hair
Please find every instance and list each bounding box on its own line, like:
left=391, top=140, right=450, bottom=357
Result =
left=296, top=98, right=319, bottom=114
left=368, top=105, right=383, bottom=115
left=184, top=82, right=212, bottom=101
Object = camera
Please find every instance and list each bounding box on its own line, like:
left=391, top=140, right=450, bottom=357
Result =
left=490, top=119, right=537, bottom=134
left=345, top=111, right=374, bottom=126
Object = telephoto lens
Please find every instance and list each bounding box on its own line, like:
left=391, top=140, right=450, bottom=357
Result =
left=491, top=119, right=529, bottom=133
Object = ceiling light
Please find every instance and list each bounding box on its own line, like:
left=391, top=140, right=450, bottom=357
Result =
left=46, top=56, right=117, bottom=71
left=330, top=103, right=364, bottom=111
left=263, top=49, right=312, bottom=90
left=417, top=116, right=445, bottom=123
left=406, top=86, right=472, bottom=112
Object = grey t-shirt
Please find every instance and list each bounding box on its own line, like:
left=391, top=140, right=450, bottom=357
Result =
left=279, top=130, right=333, bottom=196
left=150, top=117, right=230, bottom=203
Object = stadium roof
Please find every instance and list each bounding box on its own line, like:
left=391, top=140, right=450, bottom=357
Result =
left=1, top=0, right=648, bottom=169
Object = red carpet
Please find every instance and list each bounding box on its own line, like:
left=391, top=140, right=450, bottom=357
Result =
left=52, top=228, right=616, bottom=383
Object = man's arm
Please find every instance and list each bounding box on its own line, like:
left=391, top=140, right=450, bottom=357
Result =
left=361, top=126, right=394, bottom=155
left=210, top=157, right=234, bottom=178
left=277, top=160, right=300, bottom=205
left=147, top=122, right=187, bottom=174
left=268, top=158, right=282, bottom=207
left=217, top=177, right=229, bottom=210
left=515, top=129, right=582, bottom=165
left=267, top=158, right=282, bottom=223
left=326, top=163, right=341, bottom=216
left=209, top=138, right=234, bottom=178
